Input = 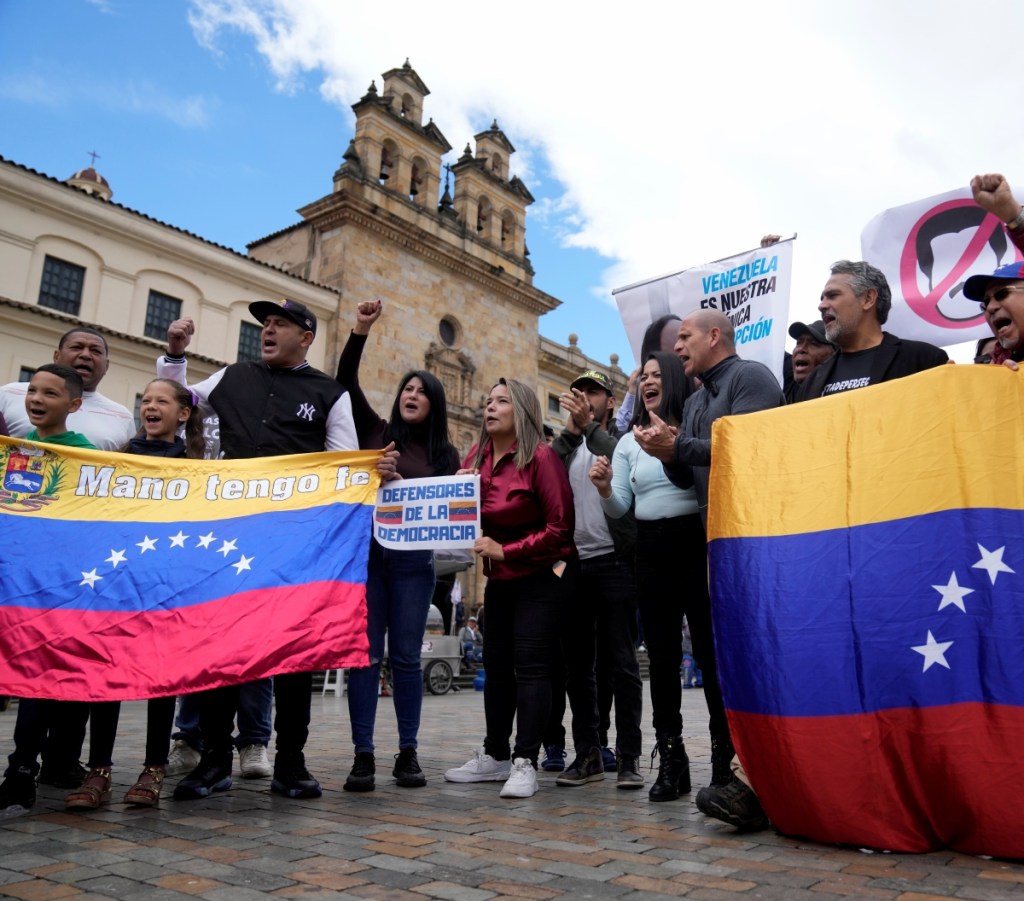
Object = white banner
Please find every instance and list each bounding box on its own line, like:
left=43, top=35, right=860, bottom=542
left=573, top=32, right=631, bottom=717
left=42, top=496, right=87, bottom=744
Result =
left=860, top=188, right=1021, bottom=347
left=373, top=475, right=480, bottom=550
left=612, top=240, right=793, bottom=386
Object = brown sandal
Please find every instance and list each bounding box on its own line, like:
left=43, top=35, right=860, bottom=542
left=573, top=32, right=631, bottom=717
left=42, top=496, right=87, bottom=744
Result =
left=65, top=766, right=112, bottom=810
left=124, top=765, right=165, bottom=807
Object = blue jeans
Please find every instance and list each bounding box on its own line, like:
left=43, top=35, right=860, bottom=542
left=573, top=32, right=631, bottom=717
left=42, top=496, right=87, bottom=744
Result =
left=347, top=543, right=434, bottom=753
left=173, top=678, right=273, bottom=750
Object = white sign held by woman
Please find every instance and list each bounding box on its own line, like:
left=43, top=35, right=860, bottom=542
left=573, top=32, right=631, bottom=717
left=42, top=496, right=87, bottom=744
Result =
left=373, top=474, right=480, bottom=550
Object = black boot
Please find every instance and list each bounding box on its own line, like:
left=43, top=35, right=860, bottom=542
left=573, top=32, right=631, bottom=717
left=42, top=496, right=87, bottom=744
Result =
left=709, top=733, right=735, bottom=786
left=648, top=735, right=691, bottom=802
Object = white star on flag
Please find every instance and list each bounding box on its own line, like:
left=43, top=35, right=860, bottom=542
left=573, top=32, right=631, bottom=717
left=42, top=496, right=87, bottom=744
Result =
left=80, top=569, right=102, bottom=588
left=932, top=572, right=974, bottom=613
left=972, top=544, right=1014, bottom=585
left=80, top=528, right=257, bottom=596
left=912, top=630, right=953, bottom=672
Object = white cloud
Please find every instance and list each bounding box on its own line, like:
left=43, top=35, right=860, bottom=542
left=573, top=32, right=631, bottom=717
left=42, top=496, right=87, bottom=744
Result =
left=186, top=0, right=1024, bottom=347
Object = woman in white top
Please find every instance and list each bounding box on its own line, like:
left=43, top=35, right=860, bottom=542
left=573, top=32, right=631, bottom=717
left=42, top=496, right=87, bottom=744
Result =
left=590, top=351, right=705, bottom=805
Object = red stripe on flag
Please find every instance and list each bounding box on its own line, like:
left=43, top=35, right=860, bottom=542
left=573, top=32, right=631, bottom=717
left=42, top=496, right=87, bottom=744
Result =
left=0, top=581, right=368, bottom=701
left=729, top=705, right=1024, bottom=856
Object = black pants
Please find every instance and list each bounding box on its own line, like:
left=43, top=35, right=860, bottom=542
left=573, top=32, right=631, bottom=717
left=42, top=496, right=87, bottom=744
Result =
left=548, top=553, right=643, bottom=757
left=85, top=698, right=177, bottom=768
left=5, top=699, right=88, bottom=778
left=199, top=672, right=312, bottom=763
left=483, top=564, right=573, bottom=765
left=636, top=515, right=728, bottom=741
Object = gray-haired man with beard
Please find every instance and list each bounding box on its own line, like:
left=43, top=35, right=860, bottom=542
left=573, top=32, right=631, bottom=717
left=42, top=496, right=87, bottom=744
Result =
left=797, top=260, right=947, bottom=400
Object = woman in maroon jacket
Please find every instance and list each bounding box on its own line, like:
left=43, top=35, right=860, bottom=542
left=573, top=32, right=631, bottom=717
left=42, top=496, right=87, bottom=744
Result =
left=337, top=300, right=459, bottom=793
left=443, top=378, right=576, bottom=799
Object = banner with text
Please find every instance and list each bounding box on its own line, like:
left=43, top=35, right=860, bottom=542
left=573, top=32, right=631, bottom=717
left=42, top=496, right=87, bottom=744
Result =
left=612, top=240, right=793, bottom=386
left=373, top=475, right=480, bottom=550
left=861, top=188, right=1022, bottom=347
left=0, top=437, right=379, bottom=701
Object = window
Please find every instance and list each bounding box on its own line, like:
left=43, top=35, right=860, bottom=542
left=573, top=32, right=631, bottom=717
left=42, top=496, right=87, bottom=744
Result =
left=18, top=367, right=35, bottom=383
left=39, top=255, right=85, bottom=314
left=144, top=290, right=182, bottom=340
left=547, top=393, right=561, bottom=416
left=133, top=393, right=143, bottom=431
left=438, top=315, right=463, bottom=349
left=237, top=321, right=262, bottom=363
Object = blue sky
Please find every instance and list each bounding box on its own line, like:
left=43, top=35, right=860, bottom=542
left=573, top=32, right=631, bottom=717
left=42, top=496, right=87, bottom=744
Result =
left=0, top=0, right=624, bottom=366
left=4, top=0, right=1021, bottom=367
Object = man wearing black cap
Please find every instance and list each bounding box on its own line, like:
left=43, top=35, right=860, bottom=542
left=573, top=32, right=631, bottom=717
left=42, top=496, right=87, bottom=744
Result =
left=549, top=370, right=645, bottom=790
left=797, top=261, right=947, bottom=401
left=785, top=320, right=836, bottom=402
left=156, top=298, right=360, bottom=801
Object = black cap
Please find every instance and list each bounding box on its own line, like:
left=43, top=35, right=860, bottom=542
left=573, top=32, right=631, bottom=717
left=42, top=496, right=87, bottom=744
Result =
left=788, top=320, right=834, bottom=347
left=249, top=298, right=318, bottom=335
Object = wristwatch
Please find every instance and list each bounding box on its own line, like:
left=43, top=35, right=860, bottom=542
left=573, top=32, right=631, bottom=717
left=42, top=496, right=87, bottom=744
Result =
left=1007, top=206, right=1024, bottom=231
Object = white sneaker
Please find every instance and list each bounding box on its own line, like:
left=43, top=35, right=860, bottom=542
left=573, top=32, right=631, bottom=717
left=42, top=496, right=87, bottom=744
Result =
left=500, top=758, right=538, bottom=798
left=166, top=739, right=201, bottom=776
left=444, top=749, right=512, bottom=783
left=238, top=744, right=272, bottom=779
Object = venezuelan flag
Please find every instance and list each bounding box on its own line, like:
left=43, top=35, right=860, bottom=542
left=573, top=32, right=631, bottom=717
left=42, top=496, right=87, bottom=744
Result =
left=708, top=366, right=1024, bottom=856
left=0, top=439, right=380, bottom=702
left=448, top=500, right=477, bottom=523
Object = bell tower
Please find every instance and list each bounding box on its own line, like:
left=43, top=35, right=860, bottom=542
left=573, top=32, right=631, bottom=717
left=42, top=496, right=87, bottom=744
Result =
left=451, top=120, right=533, bottom=264
left=339, top=59, right=451, bottom=209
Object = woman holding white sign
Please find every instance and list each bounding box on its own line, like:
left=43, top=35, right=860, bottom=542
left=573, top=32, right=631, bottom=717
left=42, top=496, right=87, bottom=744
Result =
left=336, top=300, right=459, bottom=793
left=443, top=378, right=576, bottom=799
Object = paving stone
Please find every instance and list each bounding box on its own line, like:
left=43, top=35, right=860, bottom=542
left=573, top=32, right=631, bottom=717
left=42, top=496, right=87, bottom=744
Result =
left=0, top=692, right=1021, bottom=900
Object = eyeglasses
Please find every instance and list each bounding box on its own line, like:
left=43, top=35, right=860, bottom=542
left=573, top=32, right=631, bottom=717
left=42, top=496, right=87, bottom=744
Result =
left=980, top=284, right=1024, bottom=311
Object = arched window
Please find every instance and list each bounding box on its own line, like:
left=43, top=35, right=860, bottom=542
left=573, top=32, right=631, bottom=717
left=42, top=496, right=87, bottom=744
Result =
left=476, top=196, right=492, bottom=238
left=379, top=140, right=400, bottom=184
left=409, top=156, right=426, bottom=201
left=500, top=211, right=516, bottom=249
left=491, top=154, right=505, bottom=178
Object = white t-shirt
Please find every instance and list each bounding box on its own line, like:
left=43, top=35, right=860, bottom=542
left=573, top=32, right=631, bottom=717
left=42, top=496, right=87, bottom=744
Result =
left=0, top=382, right=135, bottom=450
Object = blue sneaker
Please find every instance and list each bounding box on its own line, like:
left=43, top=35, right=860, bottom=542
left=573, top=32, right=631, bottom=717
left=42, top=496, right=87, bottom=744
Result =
left=540, top=745, right=566, bottom=772
left=172, top=753, right=232, bottom=800
left=271, top=756, right=322, bottom=799
left=600, top=746, right=616, bottom=772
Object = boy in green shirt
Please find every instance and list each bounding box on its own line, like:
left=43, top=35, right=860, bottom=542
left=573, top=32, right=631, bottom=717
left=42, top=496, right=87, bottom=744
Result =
left=0, top=363, right=97, bottom=820
left=24, top=364, right=96, bottom=449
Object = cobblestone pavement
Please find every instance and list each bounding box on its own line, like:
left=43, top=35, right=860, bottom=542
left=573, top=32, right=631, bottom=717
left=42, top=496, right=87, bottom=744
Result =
left=1, top=685, right=1022, bottom=899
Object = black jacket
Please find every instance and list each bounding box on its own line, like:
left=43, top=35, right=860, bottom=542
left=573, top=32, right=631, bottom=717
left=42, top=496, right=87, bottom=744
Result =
left=795, top=332, right=948, bottom=402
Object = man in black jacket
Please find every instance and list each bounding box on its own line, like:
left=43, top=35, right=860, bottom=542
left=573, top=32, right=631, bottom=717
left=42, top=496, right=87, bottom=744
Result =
left=797, top=260, right=947, bottom=401
left=157, top=299, right=381, bottom=802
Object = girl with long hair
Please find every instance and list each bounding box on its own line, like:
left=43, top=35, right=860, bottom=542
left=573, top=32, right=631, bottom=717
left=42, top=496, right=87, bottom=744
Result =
left=589, top=352, right=703, bottom=804
left=64, top=379, right=205, bottom=809
left=443, top=378, right=576, bottom=799
left=337, top=300, right=459, bottom=792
